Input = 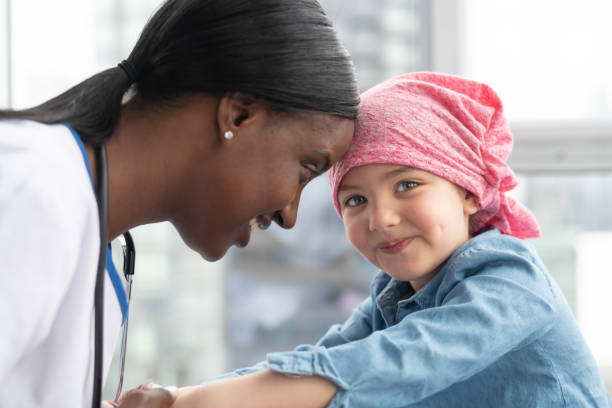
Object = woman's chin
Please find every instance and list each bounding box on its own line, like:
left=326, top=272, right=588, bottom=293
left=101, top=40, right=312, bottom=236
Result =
left=178, top=231, right=229, bottom=262
left=176, top=222, right=252, bottom=262
left=198, top=247, right=227, bottom=262
left=201, top=235, right=253, bottom=262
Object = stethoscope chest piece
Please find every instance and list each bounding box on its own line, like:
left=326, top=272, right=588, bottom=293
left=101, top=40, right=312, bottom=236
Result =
left=113, top=231, right=136, bottom=403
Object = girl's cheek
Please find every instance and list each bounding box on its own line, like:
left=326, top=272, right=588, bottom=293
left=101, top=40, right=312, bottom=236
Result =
left=345, top=219, right=366, bottom=249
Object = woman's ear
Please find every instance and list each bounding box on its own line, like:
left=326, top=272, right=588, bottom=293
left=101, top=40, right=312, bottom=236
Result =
left=216, top=93, right=266, bottom=142
left=463, top=190, right=479, bottom=215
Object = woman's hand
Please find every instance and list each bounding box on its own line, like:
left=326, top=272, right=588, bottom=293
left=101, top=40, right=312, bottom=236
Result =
left=102, top=381, right=178, bottom=408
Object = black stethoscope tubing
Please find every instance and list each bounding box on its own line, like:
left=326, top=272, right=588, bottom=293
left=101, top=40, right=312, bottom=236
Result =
left=91, top=144, right=136, bottom=407
left=92, top=143, right=108, bottom=408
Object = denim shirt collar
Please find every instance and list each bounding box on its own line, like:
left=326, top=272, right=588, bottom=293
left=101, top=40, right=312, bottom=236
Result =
left=374, top=229, right=502, bottom=323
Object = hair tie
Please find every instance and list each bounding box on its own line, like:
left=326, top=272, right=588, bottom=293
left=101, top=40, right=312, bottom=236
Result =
left=117, top=59, right=137, bottom=84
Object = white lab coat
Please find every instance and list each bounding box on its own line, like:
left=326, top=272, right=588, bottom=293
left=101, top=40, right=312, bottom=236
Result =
left=0, top=120, right=124, bottom=407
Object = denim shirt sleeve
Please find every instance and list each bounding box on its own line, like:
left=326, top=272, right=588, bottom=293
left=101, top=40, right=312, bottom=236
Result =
left=265, top=246, right=558, bottom=407
left=200, top=297, right=375, bottom=384
left=199, top=360, right=270, bottom=384
left=315, top=296, right=375, bottom=348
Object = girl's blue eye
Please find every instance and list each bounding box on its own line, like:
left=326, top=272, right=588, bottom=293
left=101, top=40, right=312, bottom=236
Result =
left=345, top=195, right=366, bottom=207
left=397, top=181, right=418, bottom=192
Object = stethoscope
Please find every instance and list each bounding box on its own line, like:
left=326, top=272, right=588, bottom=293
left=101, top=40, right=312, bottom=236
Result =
left=92, top=144, right=136, bottom=408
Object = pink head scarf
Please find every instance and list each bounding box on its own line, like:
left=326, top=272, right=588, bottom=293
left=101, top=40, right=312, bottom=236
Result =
left=329, top=72, right=540, bottom=239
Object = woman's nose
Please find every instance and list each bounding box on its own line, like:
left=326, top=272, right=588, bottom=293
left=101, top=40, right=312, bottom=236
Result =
left=273, top=188, right=303, bottom=229
left=368, top=200, right=400, bottom=232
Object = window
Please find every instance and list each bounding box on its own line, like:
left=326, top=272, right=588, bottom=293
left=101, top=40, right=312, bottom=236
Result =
left=440, top=0, right=612, bottom=390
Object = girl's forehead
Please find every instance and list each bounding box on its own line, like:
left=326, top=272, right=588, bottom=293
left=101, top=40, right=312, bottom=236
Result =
left=341, top=163, right=422, bottom=181
left=339, top=163, right=461, bottom=190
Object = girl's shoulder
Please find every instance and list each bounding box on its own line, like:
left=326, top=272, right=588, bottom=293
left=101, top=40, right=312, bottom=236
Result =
left=450, top=228, right=542, bottom=270
left=435, top=228, right=556, bottom=302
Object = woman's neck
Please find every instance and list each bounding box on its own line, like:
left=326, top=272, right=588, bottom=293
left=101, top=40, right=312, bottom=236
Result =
left=85, top=95, right=218, bottom=241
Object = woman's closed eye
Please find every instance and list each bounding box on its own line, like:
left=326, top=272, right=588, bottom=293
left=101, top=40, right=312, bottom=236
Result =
left=299, top=164, right=319, bottom=186
left=397, top=180, right=419, bottom=193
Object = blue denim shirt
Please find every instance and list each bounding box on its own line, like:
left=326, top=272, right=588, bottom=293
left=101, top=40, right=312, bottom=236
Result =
left=217, top=229, right=611, bottom=407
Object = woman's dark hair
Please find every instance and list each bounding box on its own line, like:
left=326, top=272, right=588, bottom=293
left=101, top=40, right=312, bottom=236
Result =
left=0, top=0, right=360, bottom=145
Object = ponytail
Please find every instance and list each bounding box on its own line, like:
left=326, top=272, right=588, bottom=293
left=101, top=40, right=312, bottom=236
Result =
left=0, top=63, right=134, bottom=146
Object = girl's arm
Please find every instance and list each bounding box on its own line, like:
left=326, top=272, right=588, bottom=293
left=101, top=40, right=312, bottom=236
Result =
left=208, top=246, right=558, bottom=407
left=173, top=369, right=337, bottom=408
left=194, top=293, right=377, bottom=385
left=315, top=295, right=375, bottom=348
left=165, top=296, right=376, bottom=408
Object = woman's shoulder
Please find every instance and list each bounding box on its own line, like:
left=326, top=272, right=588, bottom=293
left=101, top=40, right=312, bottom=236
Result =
left=0, top=119, right=98, bottom=235
left=1, top=119, right=93, bottom=187
left=1, top=119, right=79, bottom=160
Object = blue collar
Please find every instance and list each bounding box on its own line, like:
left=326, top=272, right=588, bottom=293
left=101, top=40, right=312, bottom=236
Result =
left=66, top=124, right=128, bottom=324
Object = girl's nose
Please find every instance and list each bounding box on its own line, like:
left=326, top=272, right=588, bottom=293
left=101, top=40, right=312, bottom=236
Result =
left=368, top=200, right=401, bottom=232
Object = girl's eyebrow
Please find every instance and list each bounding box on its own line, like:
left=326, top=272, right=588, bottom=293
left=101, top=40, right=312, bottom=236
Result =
left=339, top=166, right=417, bottom=192
left=338, top=184, right=359, bottom=192
left=385, top=166, right=417, bottom=178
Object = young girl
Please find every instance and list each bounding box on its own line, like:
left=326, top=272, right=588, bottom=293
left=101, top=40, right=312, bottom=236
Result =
left=123, top=73, right=611, bottom=407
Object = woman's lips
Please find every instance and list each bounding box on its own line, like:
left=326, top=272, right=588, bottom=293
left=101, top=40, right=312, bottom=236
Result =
left=236, top=216, right=271, bottom=249
left=378, top=238, right=412, bottom=254
left=235, top=224, right=251, bottom=248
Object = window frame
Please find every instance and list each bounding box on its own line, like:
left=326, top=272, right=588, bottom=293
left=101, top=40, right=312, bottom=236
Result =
left=0, top=0, right=11, bottom=108
left=430, top=0, right=612, bottom=174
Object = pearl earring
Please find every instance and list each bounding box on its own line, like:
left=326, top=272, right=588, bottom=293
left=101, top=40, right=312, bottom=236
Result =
left=223, top=130, right=234, bottom=140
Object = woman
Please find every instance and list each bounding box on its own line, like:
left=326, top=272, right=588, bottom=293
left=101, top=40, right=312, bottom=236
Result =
left=0, top=0, right=359, bottom=407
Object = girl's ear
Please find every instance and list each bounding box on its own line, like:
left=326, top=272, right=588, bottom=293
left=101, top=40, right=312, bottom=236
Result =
left=463, top=190, right=479, bottom=216
left=216, top=93, right=267, bottom=142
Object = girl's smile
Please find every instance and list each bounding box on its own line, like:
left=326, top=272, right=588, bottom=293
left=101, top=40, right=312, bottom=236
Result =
left=377, top=237, right=413, bottom=254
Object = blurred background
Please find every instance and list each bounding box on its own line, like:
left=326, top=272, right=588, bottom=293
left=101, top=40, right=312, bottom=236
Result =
left=1, top=0, right=611, bottom=397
